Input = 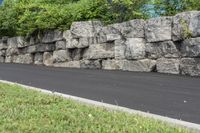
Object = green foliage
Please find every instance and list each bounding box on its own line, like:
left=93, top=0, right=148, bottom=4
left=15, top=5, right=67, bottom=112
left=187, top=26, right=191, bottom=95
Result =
left=0, top=0, right=147, bottom=37
left=180, top=19, right=192, bottom=39
left=151, top=0, right=200, bottom=16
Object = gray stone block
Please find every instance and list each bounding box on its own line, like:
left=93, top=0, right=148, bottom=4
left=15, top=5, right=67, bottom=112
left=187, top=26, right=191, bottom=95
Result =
left=53, top=61, right=81, bottom=68
left=102, top=60, right=124, bottom=70
left=53, top=50, right=71, bottom=63
left=125, top=38, right=146, bottom=60
left=34, top=53, right=43, bottom=65
left=70, top=21, right=103, bottom=38
left=181, top=37, right=200, bottom=57
left=114, top=39, right=126, bottom=60
left=172, top=11, right=200, bottom=41
left=43, top=52, right=54, bottom=66
left=42, top=30, right=63, bottom=43
left=122, top=59, right=156, bottom=72
left=13, top=54, right=33, bottom=64
left=55, top=41, right=66, bottom=50
left=112, top=19, right=145, bottom=38
left=156, top=58, right=180, bottom=74
left=145, top=17, right=172, bottom=42
left=146, top=41, right=180, bottom=59
left=80, top=60, right=101, bottom=69
left=180, top=58, right=200, bottom=76
left=83, top=43, right=115, bottom=59
left=0, top=56, right=4, bottom=63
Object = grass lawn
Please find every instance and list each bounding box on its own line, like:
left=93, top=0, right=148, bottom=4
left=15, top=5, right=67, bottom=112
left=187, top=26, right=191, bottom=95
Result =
left=0, top=83, right=192, bottom=133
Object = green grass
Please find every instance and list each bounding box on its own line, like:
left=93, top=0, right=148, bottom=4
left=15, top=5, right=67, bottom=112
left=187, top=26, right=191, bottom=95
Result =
left=0, top=83, right=192, bottom=133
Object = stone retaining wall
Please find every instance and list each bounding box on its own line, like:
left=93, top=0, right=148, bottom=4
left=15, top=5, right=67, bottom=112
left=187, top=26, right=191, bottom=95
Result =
left=1, top=11, right=200, bottom=76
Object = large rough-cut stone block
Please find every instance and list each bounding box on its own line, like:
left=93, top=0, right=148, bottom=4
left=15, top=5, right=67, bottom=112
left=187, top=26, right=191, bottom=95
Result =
left=26, top=45, right=37, bottom=53
left=146, top=41, right=180, bottom=59
left=70, top=21, right=103, bottom=38
left=13, top=54, right=33, bottom=64
left=43, top=52, right=54, bottom=66
left=112, top=19, right=145, bottom=38
left=0, top=56, right=4, bottom=62
left=102, top=60, right=124, bottom=70
left=53, top=61, right=81, bottom=68
left=5, top=56, right=12, bottom=63
left=63, top=30, right=78, bottom=49
left=172, top=11, right=200, bottom=41
left=36, top=44, right=55, bottom=52
left=156, top=58, right=180, bottom=74
left=80, top=60, right=101, bottom=69
left=145, top=17, right=172, bottom=42
left=0, top=39, right=8, bottom=50
left=70, top=49, right=83, bottom=61
left=42, top=30, right=63, bottom=43
left=181, top=37, right=200, bottom=57
left=55, top=41, right=66, bottom=50
left=83, top=43, right=114, bottom=59
left=97, top=26, right=121, bottom=43
left=53, top=50, right=71, bottom=63
left=125, top=38, right=146, bottom=60
left=34, top=53, right=43, bottom=65
left=114, top=39, right=126, bottom=60
left=122, top=59, right=156, bottom=72
left=6, top=37, right=20, bottom=56
left=8, top=36, right=28, bottom=48
left=0, top=50, right=6, bottom=57
left=180, top=58, right=200, bottom=76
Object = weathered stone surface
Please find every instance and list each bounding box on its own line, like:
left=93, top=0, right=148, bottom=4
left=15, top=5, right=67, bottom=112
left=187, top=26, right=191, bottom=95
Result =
left=53, top=50, right=71, bottom=63
left=0, top=40, right=8, bottom=50
left=83, top=43, right=114, bottom=59
left=6, top=37, right=20, bottom=56
left=0, top=56, right=4, bottom=62
left=26, top=45, right=37, bottom=53
left=125, top=38, right=146, bottom=60
left=37, top=44, right=55, bottom=52
left=9, top=36, right=28, bottom=48
left=114, top=39, right=126, bottom=60
left=70, top=21, right=103, bottom=38
left=145, top=17, right=172, bottom=42
left=77, top=38, right=91, bottom=48
left=13, top=54, right=33, bottom=64
left=146, top=41, right=180, bottom=59
left=55, top=41, right=66, bottom=50
left=43, top=52, right=54, bottom=66
left=5, top=56, right=12, bottom=63
left=34, top=53, right=43, bottom=65
left=53, top=61, right=81, bottom=68
left=0, top=50, right=6, bottom=57
left=181, top=37, right=200, bottom=57
left=156, top=58, right=180, bottom=74
left=180, top=58, right=200, bottom=76
left=172, top=11, right=200, bottom=41
left=122, top=59, right=156, bottom=72
left=70, top=49, right=83, bottom=61
left=102, top=60, right=124, bottom=70
left=29, top=35, right=41, bottom=45
left=63, top=30, right=79, bottom=49
left=80, top=60, right=101, bottom=69
left=42, top=30, right=63, bottom=43
left=112, top=19, right=145, bottom=38
left=97, top=26, right=121, bottom=43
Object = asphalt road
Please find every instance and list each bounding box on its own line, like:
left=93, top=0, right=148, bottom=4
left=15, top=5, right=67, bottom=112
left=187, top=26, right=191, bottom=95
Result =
left=0, top=63, right=200, bottom=124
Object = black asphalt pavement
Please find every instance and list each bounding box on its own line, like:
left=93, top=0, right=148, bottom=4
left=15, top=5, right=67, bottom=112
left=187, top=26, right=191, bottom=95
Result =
left=0, top=63, right=200, bottom=124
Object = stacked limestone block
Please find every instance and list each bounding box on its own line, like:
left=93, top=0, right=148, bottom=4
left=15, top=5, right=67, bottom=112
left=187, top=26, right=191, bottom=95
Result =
left=0, top=11, right=200, bottom=76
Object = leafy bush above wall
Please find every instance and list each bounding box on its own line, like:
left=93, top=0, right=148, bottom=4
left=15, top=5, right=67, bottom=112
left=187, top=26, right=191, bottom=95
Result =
left=0, top=0, right=147, bottom=37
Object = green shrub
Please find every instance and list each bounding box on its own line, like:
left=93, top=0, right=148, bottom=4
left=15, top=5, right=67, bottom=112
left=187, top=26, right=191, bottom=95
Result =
left=0, top=0, right=147, bottom=37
